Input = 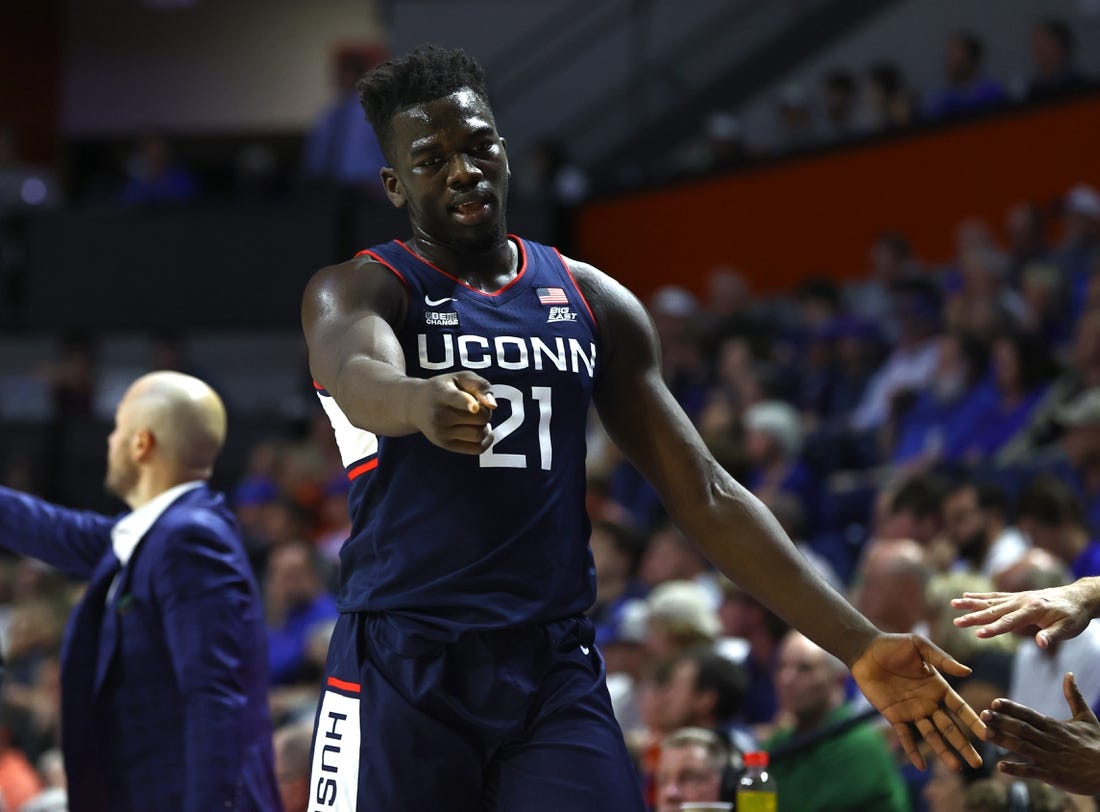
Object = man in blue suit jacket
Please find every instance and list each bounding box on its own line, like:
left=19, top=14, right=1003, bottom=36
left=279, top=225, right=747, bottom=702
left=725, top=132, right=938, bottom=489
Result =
left=0, top=371, right=280, bottom=811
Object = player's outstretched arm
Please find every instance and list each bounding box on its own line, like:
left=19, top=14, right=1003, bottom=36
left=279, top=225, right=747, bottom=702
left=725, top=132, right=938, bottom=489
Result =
left=571, top=259, right=983, bottom=769
left=951, top=578, right=1100, bottom=649
left=980, top=673, right=1100, bottom=796
left=302, top=258, right=495, bottom=454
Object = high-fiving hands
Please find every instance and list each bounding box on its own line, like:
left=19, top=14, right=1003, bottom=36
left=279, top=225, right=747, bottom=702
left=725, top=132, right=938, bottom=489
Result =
left=850, top=633, right=986, bottom=771
left=980, top=673, right=1100, bottom=796
left=951, top=577, right=1100, bottom=649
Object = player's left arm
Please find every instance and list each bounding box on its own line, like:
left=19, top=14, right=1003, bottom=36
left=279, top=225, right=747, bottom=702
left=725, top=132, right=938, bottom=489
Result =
left=570, top=258, right=983, bottom=769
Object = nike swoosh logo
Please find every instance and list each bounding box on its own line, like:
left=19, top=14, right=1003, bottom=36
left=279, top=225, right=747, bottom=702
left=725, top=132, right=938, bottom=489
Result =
left=425, top=295, right=457, bottom=306
left=580, top=644, right=590, bottom=655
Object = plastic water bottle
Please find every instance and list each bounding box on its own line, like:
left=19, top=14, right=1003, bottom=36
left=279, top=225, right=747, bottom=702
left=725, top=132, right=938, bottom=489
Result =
left=736, top=750, right=777, bottom=812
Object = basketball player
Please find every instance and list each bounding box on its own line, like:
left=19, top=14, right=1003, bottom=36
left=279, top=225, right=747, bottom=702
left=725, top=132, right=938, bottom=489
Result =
left=301, top=45, right=984, bottom=811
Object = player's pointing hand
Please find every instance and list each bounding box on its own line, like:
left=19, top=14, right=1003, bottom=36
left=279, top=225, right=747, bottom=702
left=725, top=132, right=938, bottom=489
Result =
left=411, top=371, right=497, bottom=454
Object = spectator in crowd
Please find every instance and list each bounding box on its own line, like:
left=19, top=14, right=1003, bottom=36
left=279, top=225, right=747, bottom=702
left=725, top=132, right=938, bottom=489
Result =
left=963, top=778, right=1071, bottom=812
left=1026, top=17, right=1089, bottom=102
left=650, top=644, right=752, bottom=754
left=878, top=473, right=948, bottom=546
left=846, top=232, right=921, bottom=334
left=264, top=539, right=339, bottom=686
left=744, top=400, right=821, bottom=530
left=717, top=581, right=788, bottom=728
left=588, top=519, right=648, bottom=627
left=922, top=758, right=994, bottom=812
left=1004, top=201, right=1053, bottom=285
left=821, top=316, right=885, bottom=427
left=952, top=331, right=1057, bottom=462
left=861, top=62, right=918, bottom=132
left=820, top=69, right=860, bottom=141
left=999, top=549, right=1100, bottom=721
left=1000, top=311, right=1100, bottom=463
left=1019, top=261, right=1071, bottom=347
left=764, top=631, right=910, bottom=812
left=1042, top=388, right=1100, bottom=529
left=0, top=703, right=42, bottom=811
left=653, top=726, right=732, bottom=812
left=302, top=50, right=386, bottom=194
left=944, top=243, right=1028, bottom=341
left=940, top=479, right=1029, bottom=580
left=1058, top=184, right=1100, bottom=311
left=891, top=331, right=990, bottom=466
left=314, top=473, right=352, bottom=562
left=597, top=598, right=651, bottom=739
left=925, top=30, right=1007, bottom=120
left=701, top=265, right=759, bottom=337
left=119, top=133, right=200, bottom=207
left=1016, top=476, right=1100, bottom=578
left=853, top=538, right=932, bottom=636
left=273, top=721, right=313, bottom=812
left=644, top=580, right=723, bottom=663
left=639, top=526, right=722, bottom=608
left=851, top=279, right=943, bottom=432
left=19, top=748, right=68, bottom=812
left=670, top=111, right=751, bottom=179
left=774, top=82, right=816, bottom=151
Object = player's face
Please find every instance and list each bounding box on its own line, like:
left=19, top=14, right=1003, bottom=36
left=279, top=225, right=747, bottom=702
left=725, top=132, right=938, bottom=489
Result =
left=382, top=89, right=510, bottom=250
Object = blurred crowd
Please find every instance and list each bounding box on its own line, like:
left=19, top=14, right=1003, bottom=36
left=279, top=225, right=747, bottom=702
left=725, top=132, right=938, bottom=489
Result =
left=671, top=17, right=1095, bottom=181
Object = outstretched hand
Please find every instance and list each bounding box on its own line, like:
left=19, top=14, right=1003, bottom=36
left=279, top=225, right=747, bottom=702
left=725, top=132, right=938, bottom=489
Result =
left=980, top=673, right=1100, bottom=796
left=850, top=633, right=985, bottom=771
left=951, top=582, right=1095, bottom=649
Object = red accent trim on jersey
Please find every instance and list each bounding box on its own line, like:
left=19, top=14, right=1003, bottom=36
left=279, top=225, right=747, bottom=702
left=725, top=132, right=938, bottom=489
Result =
left=394, top=237, right=528, bottom=297
left=347, top=457, right=379, bottom=480
left=360, top=250, right=411, bottom=290
left=326, top=676, right=361, bottom=694
left=555, top=249, right=598, bottom=329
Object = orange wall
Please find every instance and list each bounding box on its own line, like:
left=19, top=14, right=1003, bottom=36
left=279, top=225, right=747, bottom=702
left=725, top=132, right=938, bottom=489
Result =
left=576, top=94, right=1100, bottom=299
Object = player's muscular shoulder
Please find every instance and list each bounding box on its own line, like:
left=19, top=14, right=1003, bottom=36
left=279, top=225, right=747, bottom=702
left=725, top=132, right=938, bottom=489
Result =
left=304, top=255, right=408, bottom=327
left=560, top=255, right=656, bottom=360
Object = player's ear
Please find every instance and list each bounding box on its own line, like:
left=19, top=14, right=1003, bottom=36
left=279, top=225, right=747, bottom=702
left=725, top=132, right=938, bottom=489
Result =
left=500, top=137, right=510, bottom=180
left=381, top=167, right=406, bottom=209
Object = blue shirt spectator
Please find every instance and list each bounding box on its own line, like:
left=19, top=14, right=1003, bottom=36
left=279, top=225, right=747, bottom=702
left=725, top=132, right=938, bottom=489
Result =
left=925, top=31, right=1007, bottom=120
left=265, top=540, right=339, bottom=685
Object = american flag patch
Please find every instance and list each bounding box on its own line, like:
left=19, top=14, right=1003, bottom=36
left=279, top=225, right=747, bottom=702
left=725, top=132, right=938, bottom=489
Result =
left=537, top=286, right=569, bottom=305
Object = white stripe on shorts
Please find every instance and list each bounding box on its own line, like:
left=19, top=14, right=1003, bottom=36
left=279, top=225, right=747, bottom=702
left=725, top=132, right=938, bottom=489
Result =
left=309, top=680, right=362, bottom=810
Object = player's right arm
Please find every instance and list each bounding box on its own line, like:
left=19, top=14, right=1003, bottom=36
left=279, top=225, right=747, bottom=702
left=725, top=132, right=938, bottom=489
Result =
left=301, top=257, right=496, bottom=454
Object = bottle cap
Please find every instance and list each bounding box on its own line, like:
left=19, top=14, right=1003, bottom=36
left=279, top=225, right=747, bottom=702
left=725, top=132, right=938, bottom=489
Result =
left=743, top=750, right=769, bottom=768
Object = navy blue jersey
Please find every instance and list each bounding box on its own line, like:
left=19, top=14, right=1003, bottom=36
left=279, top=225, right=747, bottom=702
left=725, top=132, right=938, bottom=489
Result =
left=315, top=236, right=599, bottom=637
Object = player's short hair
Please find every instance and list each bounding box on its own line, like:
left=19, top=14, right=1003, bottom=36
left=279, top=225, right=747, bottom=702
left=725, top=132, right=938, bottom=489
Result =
left=358, top=44, right=491, bottom=161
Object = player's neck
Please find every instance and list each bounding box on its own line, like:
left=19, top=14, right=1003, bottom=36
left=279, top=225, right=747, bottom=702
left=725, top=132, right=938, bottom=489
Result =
left=409, top=234, right=517, bottom=292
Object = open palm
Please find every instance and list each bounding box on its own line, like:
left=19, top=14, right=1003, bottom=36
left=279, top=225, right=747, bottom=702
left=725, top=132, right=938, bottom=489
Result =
left=851, top=633, right=985, bottom=770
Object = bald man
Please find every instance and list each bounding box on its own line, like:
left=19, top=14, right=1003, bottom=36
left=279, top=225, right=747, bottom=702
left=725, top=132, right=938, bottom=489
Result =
left=0, top=372, right=279, bottom=812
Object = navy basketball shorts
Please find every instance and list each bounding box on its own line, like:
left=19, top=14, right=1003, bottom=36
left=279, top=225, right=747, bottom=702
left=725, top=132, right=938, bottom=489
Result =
left=308, top=611, right=646, bottom=811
